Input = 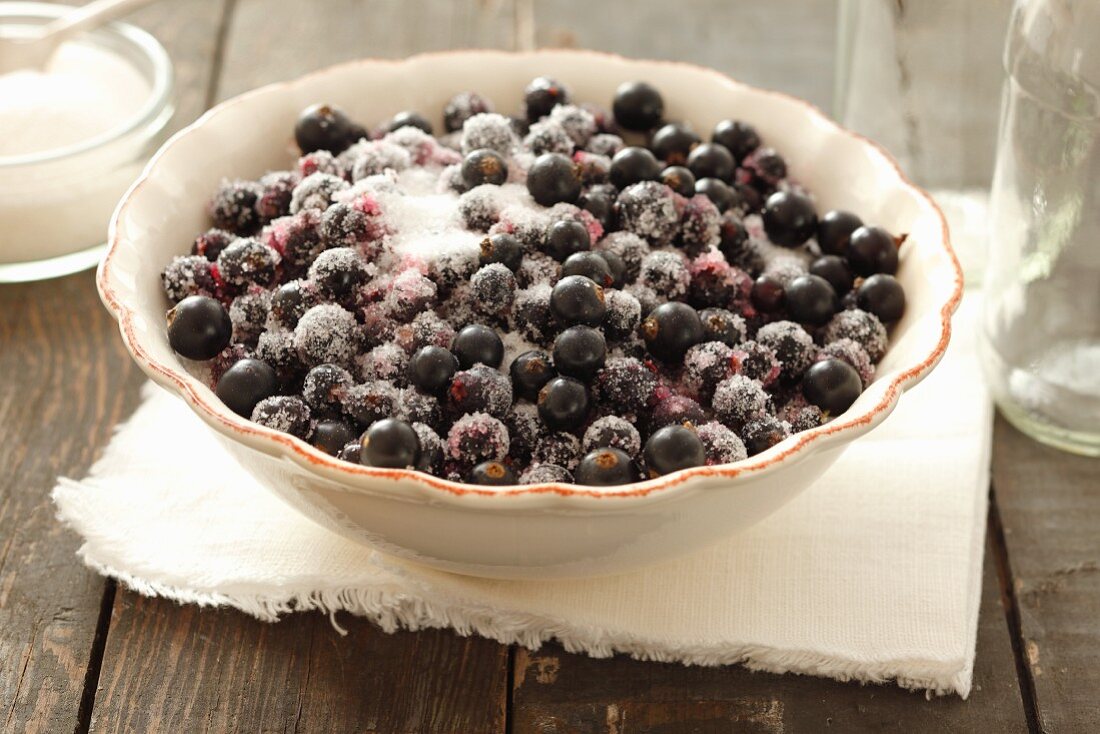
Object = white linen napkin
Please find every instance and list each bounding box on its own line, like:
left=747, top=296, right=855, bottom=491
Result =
left=53, top=297, right=989, bottom=697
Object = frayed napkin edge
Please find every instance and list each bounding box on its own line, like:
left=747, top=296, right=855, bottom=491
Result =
left=54, top=480, right=971, bottom=699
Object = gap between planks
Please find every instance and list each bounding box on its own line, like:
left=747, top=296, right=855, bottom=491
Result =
left=989, top=491, right=1043, bottom=734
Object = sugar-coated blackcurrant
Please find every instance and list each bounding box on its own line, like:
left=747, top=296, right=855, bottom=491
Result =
left=550, top=274, right=607, bottom=326
left=553, top=325, right=607, bottom=379
left=167, top=295, right=232, bottom=360
left=408, top=346, right=460, bottom=393
left=643, top=424, right=706, bottom=476
left=312, top=420, right=356, bottom=455
left=609, top=146, right=661, bottom=189
left=856, top=273, right=906, bottom=323
left=809, top=255, right=854, bottom=296
left=650, top=122, right=700, bottom=164
left=538, top=376, right=591, bottom=432
left=847, top=226, right=899, bottom=276
left=816, top=210, right=863, bottom=256
left=360, top=418, right=421, bottom=469
left=802, top=358, right=862, bottom=415
left=480, top=233, right=523, bottom=272
left=699, top=308, right=746, bottom=346
left=660, top=165, right=696, bottom=197
left=574, top=447, right=640, bottom=486
left=785, top=274, right=838, bottom=326
left=762, top=190, right=818, bottom=247
left=640, top=301, right=704, bottom=363
left=687, top=143, right=735, bottom=182
left=711, top=119, right=761, bottom=161
left=461, top=148, right=508, bottom=187
left=527, top=153, right=581, bottom=206
left=612, top=80, right=664, bottom=131
left=545, top=219, right=591, bottom=261
left=561, top=251, right=613, bottom=287
left=525, top=76, right=569, bottom=121
left=510, top=349, right=555, bottom=401
left=215, top=358, right=279, bottom=417
left=451, top=324, right=504, bottom=369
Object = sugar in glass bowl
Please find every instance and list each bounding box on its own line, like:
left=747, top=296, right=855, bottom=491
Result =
left=99, top=51, right=961, bottom=579
left=0, top=2, right=173, bottom=282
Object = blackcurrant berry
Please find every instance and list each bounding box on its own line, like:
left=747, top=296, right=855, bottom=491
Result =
left=388, top=110, right=433, bottom=134
left=312, top=420, right=356, bottom=455
left=751, top=275, right=785, bottom=313
left=640, top=301, right=704, bottom=362
left=856, top=273, right=906, bottom=323
left=612, top=81, right=664, bottom=131
left=649, top=122, right=700, bottom=164
left=510, top=349, right=555, bottom=401
left=660, top=165, right=696, bottom=197
left=527, top=153, right=581, bottom=206
left=408, top=345, right=460, bottom=393
left=524, top=77, right=569, bottom=122
left=762, top=190, right=818, bottom=247
left=847, top=226, right=899, bottom=276
left=538, top=376, right=590, bottom=432
left=451, top=324, right=504, bottom=369
left=687, top=143, right=735, bottom=182
left=553, top=325, right=607, bottom=379
left=561, top=251, right=613, bottom=287
left=695, top=177, right=739, bottom=213
left=802, top=358, right=862, bottom=415
left=574, top=447, right=640, bottom=486
left=609, top=146, right=661, bottom=189
left=809, top=255, right=854, bottom=296
left=167, top=295, right=232, bottom=361
left=550, top=274, right=607, bottom=326
left=480, top=233, right=524, bottom=272
left=461, top=148, right=508, bottom=187
left=360, top=418, right=421, bottom=469
left=545, top=219, right=591, bottom=262
left=643, top=424, right=706, bottom=476
left=294, top=103, right=356, bottom=154
left=785, top=274, right=838, bottom=326
left=816, top=210, right=863, bottom=256
left=215, top=358, right=279, bottom=417
left=469, top=460, right=517, bottom=485
left=711, top=119, right=761, bottom=161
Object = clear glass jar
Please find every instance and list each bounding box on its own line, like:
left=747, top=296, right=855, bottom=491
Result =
left=980, top=0, right=1100, bottom=455
left=0, top=3, right=174, bottom=283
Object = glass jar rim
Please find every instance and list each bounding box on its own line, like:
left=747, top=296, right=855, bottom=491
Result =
left=0, top=2, right=174, bottom=169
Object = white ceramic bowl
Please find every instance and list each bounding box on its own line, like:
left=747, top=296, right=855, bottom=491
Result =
left=99, top=50, right=962, bottom=579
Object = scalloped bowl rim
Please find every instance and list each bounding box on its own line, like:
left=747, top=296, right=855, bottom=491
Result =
left=97, top=48, right=962, bottom=510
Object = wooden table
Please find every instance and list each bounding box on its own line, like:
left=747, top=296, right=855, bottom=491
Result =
left=3, top=2, right=1098, bottom=731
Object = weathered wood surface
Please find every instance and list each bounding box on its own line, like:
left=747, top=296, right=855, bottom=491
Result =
left=89, top=595, right=509, bottom=733
left=3, top=1, right=1098, bottom=732
left=992, top=416, right=1100, bottom=733
left=509, top=532, right=1027, bottom=734
left=0, top=2, right=225, bottom=732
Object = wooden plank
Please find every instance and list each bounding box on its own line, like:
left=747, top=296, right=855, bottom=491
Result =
left=532, top=0, right=839, bottom=111
left=86, top=3, right=517, bottom=733
left=215, top=0, right=520, bottom=101
left=0, top=3, right=227, bottom=732
left=0, top=275, right=143, bottom=734
left=510, top=531, right=1028, bottom=734
left=89, top=594, right=509, bottom=733
left=992, top=415, right=1100, bottom=732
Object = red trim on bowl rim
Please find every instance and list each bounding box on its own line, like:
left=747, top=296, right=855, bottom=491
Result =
left=98, top=49, right=963, bottom=503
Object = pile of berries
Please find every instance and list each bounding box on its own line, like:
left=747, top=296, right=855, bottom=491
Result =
left=161, top=77, right=906, bottom=487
